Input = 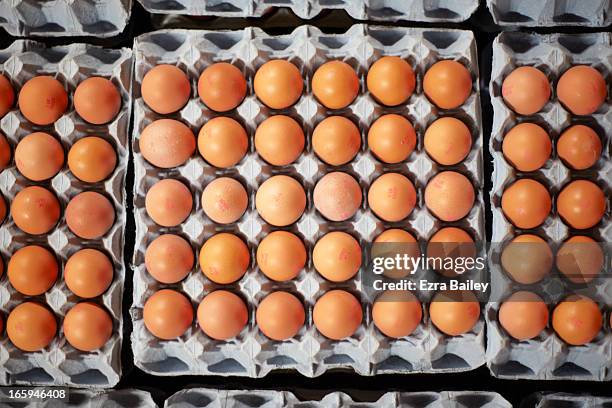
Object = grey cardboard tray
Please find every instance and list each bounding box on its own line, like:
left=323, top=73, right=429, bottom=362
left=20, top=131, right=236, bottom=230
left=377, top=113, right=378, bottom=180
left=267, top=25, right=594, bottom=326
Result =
left=0, top=389, right=156, bottom=408
left=532, top=393, right=612, bottom=408
left=486, top=0, right=612, bottom=27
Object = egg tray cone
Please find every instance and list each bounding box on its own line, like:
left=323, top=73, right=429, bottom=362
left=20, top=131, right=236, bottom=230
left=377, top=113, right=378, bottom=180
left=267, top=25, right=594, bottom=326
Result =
left=531, top=392, right=612, bottom=408
left=486, top=0, right=612, bottom=27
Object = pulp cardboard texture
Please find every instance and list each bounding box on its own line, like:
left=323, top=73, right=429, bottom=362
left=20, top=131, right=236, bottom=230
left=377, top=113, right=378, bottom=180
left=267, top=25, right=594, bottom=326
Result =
left=533, top=393, right=612, bottom=408
left=130, top=24, right=485, bottom=378
left=486, top=31, right=612, bottom=381
left=0, top=389, right=156, bottom=408
left=0, top=0, right=132, bottom=38
left=486, top=0, right=612, bottom=27
left=0, top=40, right=132, bottom=387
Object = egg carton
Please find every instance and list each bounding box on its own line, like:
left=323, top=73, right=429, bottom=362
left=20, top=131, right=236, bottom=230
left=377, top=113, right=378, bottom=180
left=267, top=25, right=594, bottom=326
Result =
left=0, top=40, right=132, bottom=387
left=529, top=393, right=612, bottom=408
left=486, top=31, right=612, bottom=381
left=0, top=0, right=132, bottom=38
left=0, top=389, right=157, bottom=408
left=486, top=0, right=612, bottom=27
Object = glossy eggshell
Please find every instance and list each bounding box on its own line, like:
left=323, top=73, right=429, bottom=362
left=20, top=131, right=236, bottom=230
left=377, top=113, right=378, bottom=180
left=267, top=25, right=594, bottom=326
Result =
left=367, top=114, right=416, bottom=164
left=501, top=178, right=551, bottom=229
left=198, top=117, right=248, bottom=168
left=11, top=186, right=60, bottom=235
left=7, top=302, right=57, bottom=352
left=0, top=74, right=14, bottom=117
left=254, top=60, right=303, bottom=109
left=68, top=136, right=117, bottom=183
left=368, top=173, right=416, bottom=222
left=63, top=302, right=113, bottom=352
left=372, top=291, right=422, bottom=338
left=557, top=125, right=602, bottom=170
left=256, top=291, right=305, bottom=341
left=141, top=65, right=191, bottom=114
left=64, top=248, right=114, bottom=298
left=312, top=116, right=361, bottom=166
left=201, top=177, right=248, bottom=224
left=557, top=65, right=607, bottom=116
left=255, top=175, right=306, bottom=227
left=143, top=289, right=193, bottom=340
left=8, top=245, right=58, bottom=296
left=556, top=236, right=604, bottom=284
left=366, top=56, right=415, bottom=107
left=18, top=76, right=68, bottom=125
left=313, top=231, right=362, bottom=282
left=254, top=115, right=305, bottom=166
left=66, top=191, right=115, bottom=239
left=424, top=117, right=472, bottom=166
left=424, top=171, right=475, bottom=222
left=501, top=66, right=551, bottom=115
left=502, top=123, right=551, bottom=172
left=198, top=62, right=246, bottom=112
left=199, top=233, right=250, bottom=284
left=74, top=77, right=121, bottom=125
left=429, top=290, right=480, bottom=336
left=145, top=234, right=194, bottom=284
left=501, top=234, right=552, bottom=284
left=256, top=231, right=306, bottom=282
left=552, top=295, right=602, bottom=346
left=423, top=60, right=472, bottom=109
left=313, top=172, right=362, bottom=222
left=139, top=119, right=196, bottom=168
left=499, top=291, right=549, bottom=341
left=14, top=132, right=64, bottom=181
left=557, top=180, right=605, bottom=230
left=0, top=132, right=10, bottom=170
left=145, top=179, right=193, bottom=227
left=313, top=290, right=362, bottom=340
left=312, top=60, right=359, bottom=110
left=197, top=290, right=248, bottom=340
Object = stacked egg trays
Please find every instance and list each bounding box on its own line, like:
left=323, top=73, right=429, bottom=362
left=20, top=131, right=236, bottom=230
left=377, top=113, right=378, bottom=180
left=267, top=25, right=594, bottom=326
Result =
left=486, top=31, right=612, bottom=381
left=486, top=0, right=612, bottom=27
left=0, top=40, right=132, bottom=387
left=532, top=393, right=612, bottom=408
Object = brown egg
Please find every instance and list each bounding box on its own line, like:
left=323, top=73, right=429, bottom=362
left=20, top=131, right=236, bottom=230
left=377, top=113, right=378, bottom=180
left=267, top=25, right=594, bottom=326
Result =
left=366, top=56, right=415, bottom=107
left=11, top=186, right=60, bottom=235
left=18, top=76, right=67, bottom=125
left=312, top=116, right=361, bottom=166
left=552, top=295, right=601, bottom=346
left=198, top=290, right=248, bottom=340
left=74, top=77, right=121, bottom=125
left=255, top=175, right=306, bottom=226
left=256, top=291, right=305, bottom=341
left=368, top=173, right=416, bottom=222
left=0, top=74, right=14, bottom=117
left=145, top=179, right=192, bottom=227
left=63, top=302, right=113, bottom=351
left=256, top=231, right=306, bottom=281
left=143, top=289, right=193, bottom=340
left=501, top=179, right=551, bottom=229
left=141, top=65, right=191, bottom=114
left=429, top=290, right=480, bottom=336
left=313, top=290, right=362, bottom=340
left=373, top=229, right=419, bottom=279
left=145, top=234, right=194, bottom=284
left=139, top=119, right=195, bottom=168
left=557, top=236, right=603, bottom=284
left=255, top=115, right=305, bottom=166
left=7, top=302, right=57, bottom=352
left=557, top=125, right=602, bottom=170
left=15, top=132, right=64, bottom=181
left=557, top=65, right=607, bottom=116
left=499, top=291, right=548, bottom=341
left=427, top=227, right=475, bottom=277
left=198, top=62, right=246, bottom=112
left=424, top=117, right=472, bottom=166
left=501, top=66, right=551, bottom=115
left=0, top=132, right=10, bottom=170
left=557, top=180, right=605, bottom=230
left=313, top=172, right=362, bottom=221
left=198, top=117, right=248, bottom=168
left=502, top=123, right=551, bottom=172
left=201, top=177, right=248, bottom=224
left=368, top=114, right=416, bottom=164
left=64, top=248, right=114, bottom=298
left=199, top=233, right=250, bottom=284
left=8, top=245, right=58, bottom=296
left=423, top=60, right=472, bottom=109
left=0, top=193, right=6, bottom=224
left=425, top=171, right=474, bottom=222
left=254, top=60, right=303, bottom=109
left=501, top=234, right=552, bottom=284
left=372, top=291, right=422, bottom=338
left=312, top=60, right=359, bottom=110
left=313, top=231, right=361, bottom=282
left=68, top=137, right=117, bottom=183
left=65, top=191, right=115, bottom=239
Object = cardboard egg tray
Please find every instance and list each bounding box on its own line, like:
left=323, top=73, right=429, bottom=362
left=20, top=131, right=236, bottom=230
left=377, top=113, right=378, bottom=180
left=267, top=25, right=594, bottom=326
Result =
left=130, top=24, right=485, bottom=378
left=0, top=389, right=156, bottom=408
left=0, top=40, right=132, bottom=387
left=531, top=393, right=612, bottom=408
left=486, top=31, right=612, bottom=381
left=486, top=0, right=612, bottom=27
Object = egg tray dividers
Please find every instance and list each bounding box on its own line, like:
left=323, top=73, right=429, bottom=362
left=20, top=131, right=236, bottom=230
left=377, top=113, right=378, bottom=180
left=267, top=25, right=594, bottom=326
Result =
left=532, top=392, right=612, bottom=408
left=486, top=0, right=612, bottom=27
left=130, top=24, right=486, bottom=378
left=0, top=389, right=157, bottom=408
left=486, top=31, right=612, bottom=381
left=0, top=39, right=132, bottom=387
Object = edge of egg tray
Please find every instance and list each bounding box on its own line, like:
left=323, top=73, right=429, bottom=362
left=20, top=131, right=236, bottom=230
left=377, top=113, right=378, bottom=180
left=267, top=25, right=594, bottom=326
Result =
left=532, top=393, right=612, bottom=408
left=0, top=40, right=132, bottom=387
left=486, top=0, right=612, bottom=27
left=0, top=389, right=157, bottom=408
left=486, top=31, right=612, bottom=381
left=130, top=24, right=486, bottom=378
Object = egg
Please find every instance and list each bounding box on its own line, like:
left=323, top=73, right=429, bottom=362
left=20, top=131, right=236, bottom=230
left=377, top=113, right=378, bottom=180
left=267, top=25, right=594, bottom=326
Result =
left=64, top=248, right=114, bottom=298
left=0, top=132, right=10, bottom=170
left=68, top=136, right=117, bottom=183
left=0, top=193, right=6, bottom=224
left=0, top=74, right=14, bottom=117
left=556, top=236, right=603, bottom=284
left=198, top=116, right=248, bottom=168
left=11, top=186, right=60, bottom=235
left=313, top=172, right=362, bottom=221
left=145, top=179, right=193, bottom=227
left=198, top=62, right=246, bottom=112
left=557, top=65, right=607, bottom=116
left=256, top=231, right=306, bottom=281
left=255, top=175, right=306, bottom=226
left=312, top=60, right=359, bottom=110
left=501, top=234, right=552, bottom=284
left=426, top=227, right=475, bottom=277
left=557, top=125, right=602, bottom=170
left=199, top=233, right=249, bottom=284
left=368, top=114, right=416, bottom=164
left=313, top=231, right=361, bottom=282
left=74, top=77, right=121, bottom=125
left=557, top=180, right=605, bottom=229
left=429, top=290, right=480, bottom=336
left=552, top=295, right=602, bottom=346
left=312, top=116, right=361, bottom=166
left=141, top=65, right=191, bottom=114
left=425, top=171, right=474, bottom=222
left=373, top=229, right=420, bottom=279
left=368, top=173, right=416, bottom=222
left=63, top=302, right=113, bottom=351
left=145, top=234, right=194, bottom=284
left=372, top=290, right=422, bottom=338
left=502, top=123, right=551, bottom=172
left=143, top=289, right=193, bottom=340
left=501, top=66, right=551, bottom=115
left=501, top=178, right=551, bottom=229
left=254, top=60, right=303, bottom=109
left=255, top=115, right=305, bottom=166
left=423, top=60, right=472, bottom=110
left=197, top=290, right=248, bottom=340
left=18, top=76, right=67, bottom=125
left=139, top=119, right=195, bottom=168
left=65, top=191, right=115, bottom=239
left=15, top=132, right=64, bottom=181
left=256, top=291, right=305, bottom=341
left=424, top=117, right=472, bottom=165
left=313, top=290, right=362, bottom=340
left=499, top=291, right=548, bottom=341
left=8, top=245, right=58, bottom=296
left=201, top=177, right=248, bottom=224
left=7, top=302, right=57, bottom=352
left=366, top=56, right=415, bottom=107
